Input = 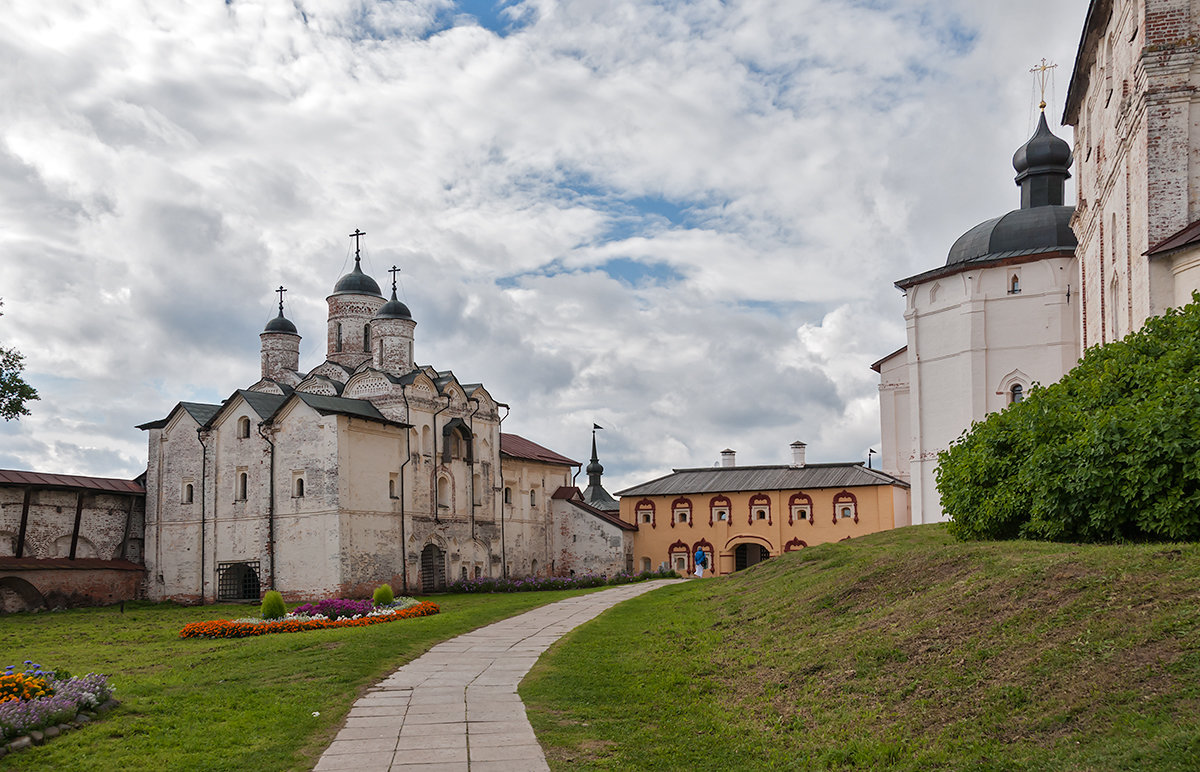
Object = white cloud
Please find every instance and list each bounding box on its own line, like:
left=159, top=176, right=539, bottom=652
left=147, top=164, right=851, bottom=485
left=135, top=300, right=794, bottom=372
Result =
left=0, top=0, right=1090, bottom=489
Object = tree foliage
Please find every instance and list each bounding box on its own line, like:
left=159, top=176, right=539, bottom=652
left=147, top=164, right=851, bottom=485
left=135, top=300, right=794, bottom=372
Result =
left=938, top=294, right=1200, bottom=543
left=0, top=299, right=38, bottom=421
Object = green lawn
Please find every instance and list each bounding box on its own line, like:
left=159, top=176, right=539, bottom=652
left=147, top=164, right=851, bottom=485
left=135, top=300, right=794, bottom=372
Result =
left=0, top=589, right=602, bottom=771
left=521, top=525, right=1200, bottom=771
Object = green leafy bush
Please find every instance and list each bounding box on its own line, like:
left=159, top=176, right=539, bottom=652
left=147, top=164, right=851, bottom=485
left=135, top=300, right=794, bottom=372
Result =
left=938, top=294, right=1200, bottom=543
left=372, top=583, right=394, bottom=607
left=260, top=590, right=286, bottom=620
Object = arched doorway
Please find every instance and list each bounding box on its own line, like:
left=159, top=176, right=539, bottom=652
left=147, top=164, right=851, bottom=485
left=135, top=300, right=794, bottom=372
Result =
left=420, top=543, right=446, bottom=593
left=0, top=577, right=46, bottom=613
left=217, top=561, right=261, bottom=601
left=734, top=544, right=770, bottom=571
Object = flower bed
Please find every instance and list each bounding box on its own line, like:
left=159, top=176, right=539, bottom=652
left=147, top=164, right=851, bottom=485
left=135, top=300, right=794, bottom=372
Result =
left=0, top=662, right=115, bottom=742
left=450, top=567, right=677, bottom=593
left=179, top=600, right=440, bottom=639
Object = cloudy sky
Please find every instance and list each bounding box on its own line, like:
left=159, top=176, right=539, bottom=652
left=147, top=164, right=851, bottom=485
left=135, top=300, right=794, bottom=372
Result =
left=1, top=0, right=1089, bottom=490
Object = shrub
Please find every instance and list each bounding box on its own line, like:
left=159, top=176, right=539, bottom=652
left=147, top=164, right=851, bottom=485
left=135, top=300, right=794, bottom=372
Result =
left=260, top=590, right=286, bottom=620
left=938, top=293, right=1200, bottom=543
left=373, top=583, right=394, bottom=607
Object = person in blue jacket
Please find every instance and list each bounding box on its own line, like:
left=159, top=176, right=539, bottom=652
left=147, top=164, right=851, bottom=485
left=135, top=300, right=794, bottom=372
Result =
left=693, top=547, right=708, bottom=578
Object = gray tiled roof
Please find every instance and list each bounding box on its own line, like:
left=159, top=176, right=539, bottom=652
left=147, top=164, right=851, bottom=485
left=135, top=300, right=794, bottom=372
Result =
left=239, top=390, right=287, bottom=419
left=615, top=463, right=908, bottom=498
left=294, top=392, right=406, bottom=426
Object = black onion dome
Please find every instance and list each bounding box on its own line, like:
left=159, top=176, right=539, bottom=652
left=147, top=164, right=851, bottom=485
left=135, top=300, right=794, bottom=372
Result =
left=1013, top=112, right=1073, bottom=179
left=946, top=205, right=1076, bottom=265
left=375, top=289, right=412, bottom=320
left=264, top=310, right=298, bottom=334
left=332, top=259, right=383, bottom=297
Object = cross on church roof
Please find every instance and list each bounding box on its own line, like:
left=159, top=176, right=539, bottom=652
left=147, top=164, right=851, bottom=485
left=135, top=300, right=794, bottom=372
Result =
left=349, top=228, right=366, bottom=261
left=276, top=285, right=287, bottom=313
left=1030, top=58, right=1057, bottom=111
left=389, top=265, right=401, bottom=293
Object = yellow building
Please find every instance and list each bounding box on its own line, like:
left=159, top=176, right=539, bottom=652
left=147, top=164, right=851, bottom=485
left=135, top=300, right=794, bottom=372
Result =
left=616, top=444, right=910, bottom=575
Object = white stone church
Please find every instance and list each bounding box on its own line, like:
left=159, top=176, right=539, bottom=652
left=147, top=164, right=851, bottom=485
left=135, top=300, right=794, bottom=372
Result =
left=877, top=0, right=1200, bottom=524
left=138, top=244, right=631, bottom=603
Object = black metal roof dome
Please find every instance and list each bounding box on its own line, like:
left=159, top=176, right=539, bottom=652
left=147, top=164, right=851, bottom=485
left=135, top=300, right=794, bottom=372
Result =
left=332, top=257, right=383, bottom=297
left=945, top=111, right=1076, bottom=266
left=263, top=309, right=299, bottom=334
left=375, top=288, right=412, bottom=320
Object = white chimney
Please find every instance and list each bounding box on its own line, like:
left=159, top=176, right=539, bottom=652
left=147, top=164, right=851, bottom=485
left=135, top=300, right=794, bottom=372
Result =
left=790, top=441, right=806, bottom=467
left=720, top=448, right=736, bottom=467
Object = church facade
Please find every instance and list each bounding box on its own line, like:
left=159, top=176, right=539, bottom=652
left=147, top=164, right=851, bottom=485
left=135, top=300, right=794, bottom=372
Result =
left=138, top=245, right=590, bottom=603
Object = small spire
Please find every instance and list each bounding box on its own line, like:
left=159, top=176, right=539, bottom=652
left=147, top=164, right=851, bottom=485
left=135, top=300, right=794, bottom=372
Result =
left=1030, top=58, right=1057, bottom=112
left=349, top=228, right=366, bottom=266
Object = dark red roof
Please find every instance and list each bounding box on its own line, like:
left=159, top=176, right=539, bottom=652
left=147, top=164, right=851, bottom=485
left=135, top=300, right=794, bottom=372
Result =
left=500, top=433, right=579, bottom=467
left=0, top=557, right=144, bottom=571
left=0, top=469, right=145, bottom=495
left=1146, top=219, right=1200, bottom=257
left=552, top=486, right=637, bottom=531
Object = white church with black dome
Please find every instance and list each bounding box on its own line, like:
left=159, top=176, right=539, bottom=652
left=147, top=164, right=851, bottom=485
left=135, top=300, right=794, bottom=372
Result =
left=137, top=236, right=615, bottom=603
left=873, top=109, right=1081, bottom=525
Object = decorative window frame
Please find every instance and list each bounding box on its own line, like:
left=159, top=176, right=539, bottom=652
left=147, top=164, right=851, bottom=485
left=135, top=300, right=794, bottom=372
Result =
left=667, top=539, right=690, bottom=573
left=636, top=498, right=656, bottom=529
left=832, top=490, right=858, bottom=524
left=709, top=495, right=731, bottom=526
left=995, top=368, right=1030, bottom=403
left=788, top=492, right=813, bottom=525
left=671, top=496, right=693, bottom=528
left=748, top=493, right=772, bottom=526
left=783, top=537, right=807, bottom=552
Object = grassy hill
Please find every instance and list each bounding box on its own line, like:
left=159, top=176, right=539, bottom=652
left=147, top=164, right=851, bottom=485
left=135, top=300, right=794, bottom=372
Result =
left=521, top=525, right=1200, bottom=771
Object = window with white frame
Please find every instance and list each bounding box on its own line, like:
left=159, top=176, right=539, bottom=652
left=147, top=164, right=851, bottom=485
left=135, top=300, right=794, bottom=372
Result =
left=791, top=505, right=810, bottom=521
left=840, top=504, right=856, bottom=519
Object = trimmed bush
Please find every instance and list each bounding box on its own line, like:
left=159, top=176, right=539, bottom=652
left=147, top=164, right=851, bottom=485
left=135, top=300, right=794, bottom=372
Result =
left=373, top=583, right=395, bottom=607
left=260, top=590, right=286, bottom=620
left=938, top=294, right=1200, bottom=543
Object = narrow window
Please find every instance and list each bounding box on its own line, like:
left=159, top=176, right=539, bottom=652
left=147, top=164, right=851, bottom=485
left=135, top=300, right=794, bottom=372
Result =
left=236, top=472, right=248, bottom=501
left=474, top=566, right=481, bottom=579
left=437, top=477, right=450, bottom=508
left=503, top=487, right=512, bottom=505
left=530, top=489, right=537, bottom=507
left=1010, top=275, right=1021, bottom=294
left=1010, top=384, right=1024, bottom=404
left=293, top=477, right=305, bottom=498
left=363, top=324, right=370, bottom=352
left=237, top=416, right=251, bottom=439
left=182, top=483, right=194, bottom=504
left=336, top=322, right=343, bottom=352
left=389, top=477, right=397, bottom=499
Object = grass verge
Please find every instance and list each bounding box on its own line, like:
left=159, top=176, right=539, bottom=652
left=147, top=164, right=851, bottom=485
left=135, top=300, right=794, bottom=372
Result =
left=521, top=525, right=1200, bottom=771
left=0, top=588, right=601, bottom=771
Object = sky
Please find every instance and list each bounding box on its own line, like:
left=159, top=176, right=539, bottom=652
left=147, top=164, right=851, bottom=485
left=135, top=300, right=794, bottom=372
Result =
left=1, top=0, right=1091, bottom=492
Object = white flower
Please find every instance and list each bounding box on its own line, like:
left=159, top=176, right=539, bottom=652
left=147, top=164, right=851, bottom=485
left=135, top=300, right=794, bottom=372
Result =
left=312, top=711, right=320, bottom=717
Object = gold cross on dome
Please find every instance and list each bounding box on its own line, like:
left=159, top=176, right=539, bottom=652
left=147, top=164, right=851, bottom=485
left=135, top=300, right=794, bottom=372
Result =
left=1030, top=58, right=1058, bottom=110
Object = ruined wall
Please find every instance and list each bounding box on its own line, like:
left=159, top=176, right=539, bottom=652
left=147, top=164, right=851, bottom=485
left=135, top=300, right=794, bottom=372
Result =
left=0, top=487, right=142, bottom=561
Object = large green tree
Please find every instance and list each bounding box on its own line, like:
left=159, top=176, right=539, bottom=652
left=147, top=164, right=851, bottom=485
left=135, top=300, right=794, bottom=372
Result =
left=0, top=299, right=38, bottom=421
left=937, top=294, right=1200, bottom=543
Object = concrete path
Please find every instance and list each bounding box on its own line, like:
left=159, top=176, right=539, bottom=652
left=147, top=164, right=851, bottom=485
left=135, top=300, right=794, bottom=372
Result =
left=313, top=579, right=681, bottom=772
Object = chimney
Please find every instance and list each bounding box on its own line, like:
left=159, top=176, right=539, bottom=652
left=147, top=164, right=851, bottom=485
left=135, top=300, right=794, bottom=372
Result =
left=720, top=448, right=736, bottom=468
left=790, top=440, right=806, bottom=467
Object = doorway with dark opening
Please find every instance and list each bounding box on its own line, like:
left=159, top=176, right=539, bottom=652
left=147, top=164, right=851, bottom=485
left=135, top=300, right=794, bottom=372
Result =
left=734, top=544, right=769, bottom=571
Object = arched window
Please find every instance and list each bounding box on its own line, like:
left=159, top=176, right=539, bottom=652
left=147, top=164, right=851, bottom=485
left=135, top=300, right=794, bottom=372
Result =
left=363, top=324, right=371, bottom=352
left=1010, top=274, right=1021, bottom=294
left=182, top=482, right=194, bottom=504
left=788, top=492, right=813, bottom=525
left=503, top=486, right=512, bottom=505
left=635, top=499, right=655, bottom=528
left=437, top=477, right=450, bottom=508
left=236, top=472, right=248, bottom=501
left=530, top=489, right=537, bottom=507
left=641, top=557, right=651, bottom=572
left=336, top=323, right=343, bottom=352
left=389, top=478, right=396, bottom=499
left=709, top=495, right=731, bottom=526
left=748, top=493, right=771, bottom=526
left=832, top=490, right=858, bottom=524
left=474, top=565, right=481, bottom=579
left=672, top=497, right=692, bottom=528
left=293, top=477, right=305, bottom=498
left=237, top=416, right=251, bottom=439
left=1010, top=383, right=1024, bottom=404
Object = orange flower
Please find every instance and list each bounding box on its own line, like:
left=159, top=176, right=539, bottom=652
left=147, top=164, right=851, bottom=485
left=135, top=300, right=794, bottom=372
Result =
left=179, top=602, right=440, bottom=639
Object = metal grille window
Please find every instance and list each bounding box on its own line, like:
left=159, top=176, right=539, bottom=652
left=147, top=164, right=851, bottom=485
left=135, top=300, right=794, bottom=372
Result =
left=217, top=561, right=261, bottom=601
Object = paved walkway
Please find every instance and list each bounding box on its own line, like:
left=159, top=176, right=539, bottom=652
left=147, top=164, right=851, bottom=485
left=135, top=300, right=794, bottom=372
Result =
left=314, top=579, right=681, bottom=772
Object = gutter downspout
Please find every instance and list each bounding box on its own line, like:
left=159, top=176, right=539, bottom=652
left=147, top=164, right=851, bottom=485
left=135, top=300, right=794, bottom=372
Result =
left=399, top=385, right=413, bottom=595
left=497, top=402, right=510, bottom=578
left=196, top=428, right=208, bottom=603
left=466, top=397, right=480, bottom=540
left=431, top=394, right=451, bottom=524
left=257, top=422, right=277, bottom=590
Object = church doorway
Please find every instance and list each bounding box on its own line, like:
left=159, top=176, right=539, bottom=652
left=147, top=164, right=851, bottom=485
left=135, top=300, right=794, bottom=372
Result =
left=734, top=544, right=770, bottom=571
left=420, top=544, right=446, bottom=593
left=216, top=561, right=261, bottom=601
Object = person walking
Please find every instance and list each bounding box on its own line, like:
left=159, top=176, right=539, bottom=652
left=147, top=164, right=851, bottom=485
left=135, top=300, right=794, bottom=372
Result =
left=693, top=547, right=707, bottom=578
